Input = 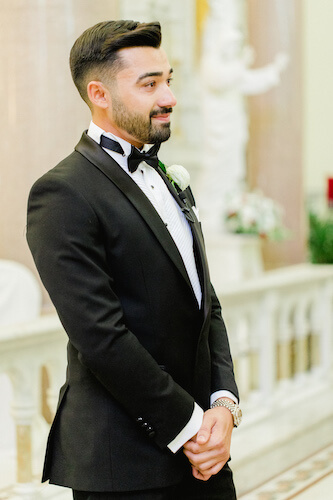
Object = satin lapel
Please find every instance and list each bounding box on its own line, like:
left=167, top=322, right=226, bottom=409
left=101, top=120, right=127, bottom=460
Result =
left=75, top=132, right=194, bottom=296
left=157, top=168, right=211, bottom=323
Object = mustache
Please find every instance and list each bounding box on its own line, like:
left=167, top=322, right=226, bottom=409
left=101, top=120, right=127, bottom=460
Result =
left=150, top=107, right=173, bottom=118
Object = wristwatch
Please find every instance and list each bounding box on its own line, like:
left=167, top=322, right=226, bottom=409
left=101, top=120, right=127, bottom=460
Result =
left=211, top=398, right=242, bottom=427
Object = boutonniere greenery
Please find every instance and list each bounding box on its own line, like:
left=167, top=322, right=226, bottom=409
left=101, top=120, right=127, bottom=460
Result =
left=158, top=161, right=190, bottom=192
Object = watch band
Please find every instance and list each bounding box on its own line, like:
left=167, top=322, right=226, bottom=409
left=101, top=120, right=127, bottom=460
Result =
left=211, top=398, right=242, bottom=427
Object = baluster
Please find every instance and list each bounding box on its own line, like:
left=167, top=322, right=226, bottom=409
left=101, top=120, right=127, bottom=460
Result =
left=257, top=292, right=278, bottom=404
left=276, top=300, right=295, bottom=393
left=44, top=358, right=66, bottom=418
left=9, top=365, right=40, bottom=499
left=294, top=298, right=310, bottom=382
left=235, top=314, right=251, bottom=402
left=309, top=299, right=320, bottom=371
left=247, top=303, right=262, bottom=401
left=320, top=281, right=333, bottom=377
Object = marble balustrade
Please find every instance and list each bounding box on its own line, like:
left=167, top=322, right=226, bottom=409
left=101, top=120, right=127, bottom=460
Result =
left=221, top=264, right=333, bottom=494
left=0, top=315, right=67, bottom=499
left=220, top=264, right=333, bottom=409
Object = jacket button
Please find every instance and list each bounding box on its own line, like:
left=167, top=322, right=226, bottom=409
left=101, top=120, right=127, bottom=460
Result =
left=148, top=430, right=156, bottom=439
left=136, top=417, right=143, bottom=423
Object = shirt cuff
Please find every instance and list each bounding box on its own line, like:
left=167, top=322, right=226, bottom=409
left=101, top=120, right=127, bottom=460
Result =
left=167, top=403, right=204, bottom=453
left=210, top=390, right=238, bottom=406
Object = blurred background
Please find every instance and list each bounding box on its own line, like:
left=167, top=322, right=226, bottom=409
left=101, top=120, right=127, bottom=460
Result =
left=0, top=1, right=332, bottom=499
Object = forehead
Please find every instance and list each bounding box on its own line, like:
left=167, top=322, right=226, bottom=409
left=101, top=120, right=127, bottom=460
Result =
left=116, top=46, right=171, bottom=81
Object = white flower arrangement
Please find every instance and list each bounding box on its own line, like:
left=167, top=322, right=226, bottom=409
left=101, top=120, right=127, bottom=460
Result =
left=225, top=189, right=288, bottom=240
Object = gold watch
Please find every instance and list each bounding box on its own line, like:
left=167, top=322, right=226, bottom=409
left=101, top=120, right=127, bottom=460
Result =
left=211, top=398, right=242, bottom=427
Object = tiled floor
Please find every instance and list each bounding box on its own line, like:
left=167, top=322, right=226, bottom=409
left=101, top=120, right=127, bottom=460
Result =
left=294, top=472, right=333, bottom=499
left=239, top=443, right=333, bottom=500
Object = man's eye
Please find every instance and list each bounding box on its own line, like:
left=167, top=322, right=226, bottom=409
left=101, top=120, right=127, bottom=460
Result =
left=145, top=81, right=155, bottom=88
left=167, top=78, right=173, bottom=86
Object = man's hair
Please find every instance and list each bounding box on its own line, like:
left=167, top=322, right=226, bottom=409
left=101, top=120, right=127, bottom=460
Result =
left=69, top=20, right=162, bottom=104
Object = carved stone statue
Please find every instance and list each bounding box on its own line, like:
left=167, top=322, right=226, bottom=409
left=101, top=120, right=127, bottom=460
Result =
left=198, top=0, right=288, bottom=234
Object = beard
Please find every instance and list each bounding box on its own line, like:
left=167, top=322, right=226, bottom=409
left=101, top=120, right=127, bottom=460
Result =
left=112, top=95, right=172, bottom=145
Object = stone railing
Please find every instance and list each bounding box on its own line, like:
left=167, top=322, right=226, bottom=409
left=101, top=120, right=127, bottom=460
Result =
left=218, top=264, right=333, bottom=495
left=221, top=264, right=333, bottom=407
left=0, top=315, right=68, bottom=499
left=0, top=264, right=332, bottom=498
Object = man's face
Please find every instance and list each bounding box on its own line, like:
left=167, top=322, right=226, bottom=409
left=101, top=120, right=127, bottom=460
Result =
left=104, top=46, right=177, bottom=147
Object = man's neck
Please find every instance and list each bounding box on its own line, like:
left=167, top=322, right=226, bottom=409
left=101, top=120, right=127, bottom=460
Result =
left=88, top=121, right=134, bottom=157
left=91, top=117, right=143, bottom=148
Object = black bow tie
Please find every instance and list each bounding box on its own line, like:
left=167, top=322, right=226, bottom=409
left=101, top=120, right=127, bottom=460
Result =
left=100, top=135, right=160, bottom=173
left=128, top=143, right=160, bottom=173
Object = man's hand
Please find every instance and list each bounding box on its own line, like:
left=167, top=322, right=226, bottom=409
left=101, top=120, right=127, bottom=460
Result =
left=183, top=405, right=233, bottom=481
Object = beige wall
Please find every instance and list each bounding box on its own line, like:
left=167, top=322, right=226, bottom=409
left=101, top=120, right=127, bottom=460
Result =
left=247, top=0, right=306, bottom=268
left=303, top=0, right=333, bottom=200
left=0, top=0, right=118, bottom=276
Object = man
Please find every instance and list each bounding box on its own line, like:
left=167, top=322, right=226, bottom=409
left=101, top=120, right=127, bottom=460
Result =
left=27, top=20, right=241, bottom=499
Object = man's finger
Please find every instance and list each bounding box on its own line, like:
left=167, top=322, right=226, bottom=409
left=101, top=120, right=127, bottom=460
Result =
left=196, top=413, right=215, bottom=445
left=196, top=430, right=210, bottom=445
left=191, top=466, right=212, bottom=482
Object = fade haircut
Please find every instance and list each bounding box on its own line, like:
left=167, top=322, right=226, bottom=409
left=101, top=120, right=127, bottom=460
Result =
left=69, top=20, right=162, bottom=105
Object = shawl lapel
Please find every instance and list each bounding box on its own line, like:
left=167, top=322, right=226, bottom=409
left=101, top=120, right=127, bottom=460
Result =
left=156, top=168, right=213, bottom=406
left=156, top=168, right=212, bottom=323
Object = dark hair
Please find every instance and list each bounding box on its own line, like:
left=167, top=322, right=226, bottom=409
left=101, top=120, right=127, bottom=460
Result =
left=69, top=20, right=162, bottom=104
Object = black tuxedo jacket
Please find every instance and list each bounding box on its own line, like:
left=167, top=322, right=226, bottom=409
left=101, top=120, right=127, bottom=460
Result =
left=27, top=132, right=238, bottom=492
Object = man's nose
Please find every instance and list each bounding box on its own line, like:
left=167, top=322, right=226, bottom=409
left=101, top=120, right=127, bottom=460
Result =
left=158, top=85, right=177, bottom=109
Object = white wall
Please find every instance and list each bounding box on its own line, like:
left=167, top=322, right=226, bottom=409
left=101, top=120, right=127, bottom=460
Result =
left=303, top=0, right=333, bottom=200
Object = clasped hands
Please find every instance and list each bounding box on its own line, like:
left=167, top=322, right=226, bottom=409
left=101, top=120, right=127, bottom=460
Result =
left=183, top=406, right=233, bottom=481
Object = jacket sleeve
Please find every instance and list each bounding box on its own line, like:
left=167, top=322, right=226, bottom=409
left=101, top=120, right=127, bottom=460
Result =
left=27, top=173, right=195, bottom=449
left=208, top=284, right=239, bottom=401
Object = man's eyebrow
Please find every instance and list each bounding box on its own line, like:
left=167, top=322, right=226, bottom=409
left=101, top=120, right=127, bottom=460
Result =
left=136, top=68, right=173, bottom=83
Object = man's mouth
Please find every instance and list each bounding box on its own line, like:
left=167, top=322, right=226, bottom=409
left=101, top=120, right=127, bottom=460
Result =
left=152, top=113, right=171, bottom=123
left=150, top=108, right=173, bottom=123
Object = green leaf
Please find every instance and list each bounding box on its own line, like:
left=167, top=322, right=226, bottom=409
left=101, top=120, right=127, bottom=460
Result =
left=158, top=160, right=166, bottom=174
left=308, top=212, right=333, bottom=264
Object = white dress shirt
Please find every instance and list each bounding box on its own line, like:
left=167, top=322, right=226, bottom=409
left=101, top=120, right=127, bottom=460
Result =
left=87, top=122, right=237, bottom=452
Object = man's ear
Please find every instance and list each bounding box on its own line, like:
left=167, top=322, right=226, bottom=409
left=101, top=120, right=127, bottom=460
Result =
left=86, top=81, right=110, bottom=109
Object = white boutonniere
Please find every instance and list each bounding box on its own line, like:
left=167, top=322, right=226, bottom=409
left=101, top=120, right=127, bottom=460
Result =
left=159, top=161, right=190, bottom=191
left=158, top=161, right=199, bottom=222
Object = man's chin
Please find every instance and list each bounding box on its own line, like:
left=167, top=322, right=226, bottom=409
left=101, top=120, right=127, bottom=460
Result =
left=150, top=124, right=171, bottom=144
